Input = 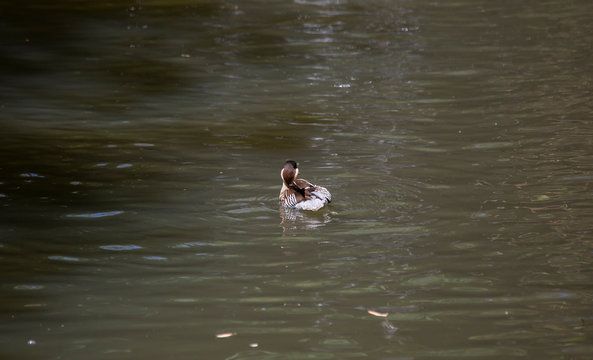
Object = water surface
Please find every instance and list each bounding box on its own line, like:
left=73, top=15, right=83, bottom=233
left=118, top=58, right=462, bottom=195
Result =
left=1, top=0, right=592, bottom=359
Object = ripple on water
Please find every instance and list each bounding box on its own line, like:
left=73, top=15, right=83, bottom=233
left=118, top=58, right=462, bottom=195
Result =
left=221, top=350, right=335, bottom=360
left=417, top=347, right=527, bottom=357
left=463, top=142, right=513, bottom=150
left=20, top=173, right=45, bottom=178
left=48, top=255, right=82, bottom=262
left=100, top=244, right=142, bottom=251
left=14, top=284, right=44, bottom=290
left=143, top=256, right=168, bottom=261
left=173, top=241, right=215, bottom=248
left=66, top=211, right=124, bottom=219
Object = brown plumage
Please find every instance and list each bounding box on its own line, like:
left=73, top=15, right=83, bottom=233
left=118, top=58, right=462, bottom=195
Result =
left=279, top=160, right=331, bottom=211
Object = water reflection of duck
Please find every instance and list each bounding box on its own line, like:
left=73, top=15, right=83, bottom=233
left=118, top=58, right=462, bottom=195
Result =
left=279, top=160, right=331, bottom=211
left=279, top=206, right=332, bottom=232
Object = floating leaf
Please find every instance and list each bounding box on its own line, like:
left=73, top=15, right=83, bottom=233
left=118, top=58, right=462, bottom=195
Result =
left=531, top=195, right=551, bottom=201
left=216, top=332, right=236, bottom=338
left=367, top=310, right=389, bottom=317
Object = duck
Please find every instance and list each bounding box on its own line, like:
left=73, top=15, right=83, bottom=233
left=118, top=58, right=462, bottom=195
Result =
left=279, top=160, right=331, bottom=211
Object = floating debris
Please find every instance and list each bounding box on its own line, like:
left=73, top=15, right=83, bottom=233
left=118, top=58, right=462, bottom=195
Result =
left=216, top=332, right=236, bottom=339
left=367, top=309, right=389, bottom=317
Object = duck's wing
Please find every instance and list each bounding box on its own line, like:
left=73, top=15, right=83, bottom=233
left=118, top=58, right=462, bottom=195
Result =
left=282, top=187, right=306, bottom=208
left=293, top=179, right=316, bottom=199
left=295, top=179, right=330, bottom=200
left=284, top=179, right=331, bottom=210
left=294, top=179, right=314, bottom=189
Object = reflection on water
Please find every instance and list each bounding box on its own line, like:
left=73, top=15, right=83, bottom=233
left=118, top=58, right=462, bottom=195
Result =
left=279, top=207, right=333, bottom=232
left=1, top=0, right=593, bottom=359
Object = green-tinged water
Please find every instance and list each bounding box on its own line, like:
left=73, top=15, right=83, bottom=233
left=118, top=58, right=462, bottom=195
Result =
left=1, top=0, right=592, bottom=359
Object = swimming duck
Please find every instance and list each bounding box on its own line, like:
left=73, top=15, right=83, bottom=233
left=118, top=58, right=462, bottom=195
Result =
left=279, top=160, right=331, bottom=211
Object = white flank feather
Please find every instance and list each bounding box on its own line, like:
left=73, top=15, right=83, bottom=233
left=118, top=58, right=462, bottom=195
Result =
left=294, top=187, right=331, bottom=211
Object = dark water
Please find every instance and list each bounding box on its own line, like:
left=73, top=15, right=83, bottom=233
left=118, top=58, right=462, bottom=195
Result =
left=1, top=0, right=593, bottom=359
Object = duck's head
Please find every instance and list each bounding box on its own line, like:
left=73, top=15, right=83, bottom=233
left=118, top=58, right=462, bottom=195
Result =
left=281, top=160, right=299, bottom=185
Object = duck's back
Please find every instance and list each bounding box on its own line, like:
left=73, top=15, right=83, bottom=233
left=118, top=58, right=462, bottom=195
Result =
left=293, top=179, right=331, bottom=211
